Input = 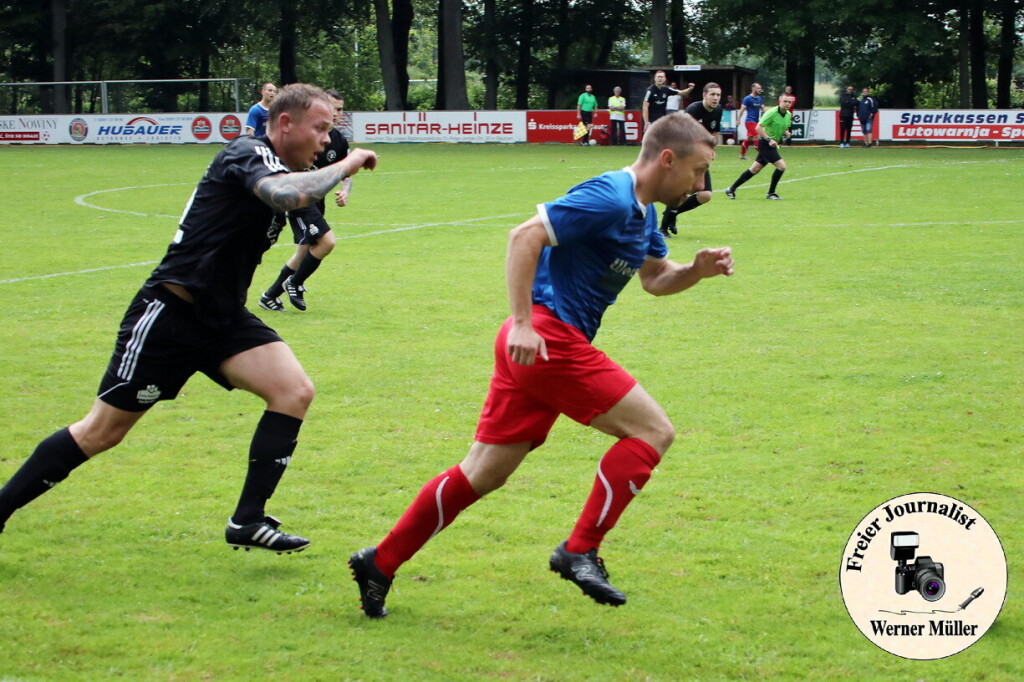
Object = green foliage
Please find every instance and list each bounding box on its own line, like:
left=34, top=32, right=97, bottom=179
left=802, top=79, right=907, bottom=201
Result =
left=1, top=143, right=1023, bottom=680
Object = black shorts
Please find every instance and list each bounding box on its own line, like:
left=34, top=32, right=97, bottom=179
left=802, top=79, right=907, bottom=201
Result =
left=580, top=111, right=593, bottom=125
left=287, top=206, right=332, bottom=246
left=755, top=139, right=783, bottom=165
left=97, top=285, right=283, bottom=412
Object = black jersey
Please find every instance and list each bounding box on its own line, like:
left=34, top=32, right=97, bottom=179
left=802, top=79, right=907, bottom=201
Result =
left=684, top=100, right=723, bottom=135
left=305, top=127, right=349, bottom=215
left=146, top=135, right=289, bottom=326
left=644, top=85, right=675, bottom=121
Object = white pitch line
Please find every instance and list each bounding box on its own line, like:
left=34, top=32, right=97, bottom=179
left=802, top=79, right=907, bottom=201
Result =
left=13, top=159, right=1014, bottom=287
left=0, top=213, right=533, bottom=285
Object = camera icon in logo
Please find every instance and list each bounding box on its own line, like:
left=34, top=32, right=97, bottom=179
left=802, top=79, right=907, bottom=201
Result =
left=891, top=531, right=945, bottom=602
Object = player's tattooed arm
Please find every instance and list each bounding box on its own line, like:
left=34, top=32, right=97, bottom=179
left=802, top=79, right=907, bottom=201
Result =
left=254, top=164, right=349, bottom=212
left=254, top=149, right=378, bottom=213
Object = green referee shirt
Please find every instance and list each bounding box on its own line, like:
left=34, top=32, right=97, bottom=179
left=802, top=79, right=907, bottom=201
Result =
left=758, top=106, right=792, bottom=142
left=578, top=92, right=598, bottom=112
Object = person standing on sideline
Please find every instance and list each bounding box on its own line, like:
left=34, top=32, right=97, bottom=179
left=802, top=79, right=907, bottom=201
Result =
left=608, top=86, right=627, bottom=146
left=725, top=94, right=794, bottom=200
left=660, top=83, right=723, bottom=236
left=0, top=84, right=379, bottom=554
left=838, top=85, right=857, bottom=147
left=348, top=114, right=734, bottom=618
left=576, top=84, right=599, bottom=145
left=260, top=90, right=351, bottom=312
left=245, top=82, right=277, bottom=136
left=736, top=82, right=764, bottom=160
left=642, top=70, right=693, bottom=134
left=857, top=87, right=879, bottom=148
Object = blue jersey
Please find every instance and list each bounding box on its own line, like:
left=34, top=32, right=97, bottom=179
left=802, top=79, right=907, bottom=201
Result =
left=534, top=168, right=668, bottom=341
left=742, top=94, right=763, bottom=122
left=246, top=103, right=270, bottom=136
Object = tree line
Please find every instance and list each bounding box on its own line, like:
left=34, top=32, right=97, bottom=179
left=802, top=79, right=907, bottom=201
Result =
left=2, top=0, right=1021, bottom=114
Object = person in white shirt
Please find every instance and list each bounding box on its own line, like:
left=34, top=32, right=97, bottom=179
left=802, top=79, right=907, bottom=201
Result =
left=607, top=86, right=626, bottom=145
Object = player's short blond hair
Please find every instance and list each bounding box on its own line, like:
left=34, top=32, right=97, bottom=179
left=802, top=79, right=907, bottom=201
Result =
left=639, top=112, right=716, bottom=163
left=267, top=84, right=330, bottom=129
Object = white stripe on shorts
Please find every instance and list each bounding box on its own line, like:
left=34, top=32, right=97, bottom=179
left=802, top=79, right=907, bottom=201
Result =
left=117, top=299, right=166, bottom=381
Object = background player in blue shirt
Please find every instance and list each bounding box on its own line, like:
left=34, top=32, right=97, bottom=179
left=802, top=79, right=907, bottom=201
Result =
left=245, top=82, right=277, bottom=136
left=736, top=82, right=764, bottom=160
left=350, top=114, right=734, bottom=617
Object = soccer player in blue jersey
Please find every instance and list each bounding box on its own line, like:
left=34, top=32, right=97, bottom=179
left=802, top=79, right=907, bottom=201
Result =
left=349, top=113, right=735, bottom=617
left=245, top=82, right=277, bottom=136
left=736, top=82, right=764, bottom=160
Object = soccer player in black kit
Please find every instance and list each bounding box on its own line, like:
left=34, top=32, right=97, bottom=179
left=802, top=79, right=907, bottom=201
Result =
left=260, top=89, right=351, bottom=312
left=660, top=83, right=723, bottom=236
left=642, top=70, right=693, bottom=134
left=0, top=84, right=378, bottom=553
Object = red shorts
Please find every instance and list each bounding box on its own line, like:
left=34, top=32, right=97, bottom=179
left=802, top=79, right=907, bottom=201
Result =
left=744, top=121, right=759, bottom=138
left=474, top=305, right=637, bottom=449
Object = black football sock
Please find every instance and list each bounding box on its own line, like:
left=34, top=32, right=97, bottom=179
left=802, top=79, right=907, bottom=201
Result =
left=265, top=265, right=295, bottom=298
left=677, top=193, right=703, bottom=214
left=290, top=252, right=323, bottom=287
left=232, top=411, right=302, bottom=525
left=0, top=428, right=88, bottom=527
left=769, top=169, right=785, bottom=194
left=730, top=170, right=755, bottom=191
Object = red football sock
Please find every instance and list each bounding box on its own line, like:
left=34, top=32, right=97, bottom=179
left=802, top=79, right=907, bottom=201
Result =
left=374, top=464, right=481, bottom=578
left=565, top=438, right=661, bottom=554
left=740, top=138, right=748, bottom=155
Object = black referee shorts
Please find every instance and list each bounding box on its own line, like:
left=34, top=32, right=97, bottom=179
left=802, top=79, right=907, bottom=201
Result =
left=755, top=139, right=783, bottom=166
left=97, top=285, right=283, bottom=412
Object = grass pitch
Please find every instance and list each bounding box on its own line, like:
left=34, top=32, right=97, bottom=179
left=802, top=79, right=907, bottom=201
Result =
left=0, top=142, right=1022, bottom=681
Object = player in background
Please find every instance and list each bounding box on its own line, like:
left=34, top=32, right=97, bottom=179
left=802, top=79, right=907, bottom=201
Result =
left=348, top=114, right=734, bottom=618
left=736, top=82, right=764, bottom=160
left=642, top=70, right=694, bottom=134
left=0, top=85, right=378, bottom=554
left=858, top=87, right=879, bottom=148
left=245, top=82, right=277, bottom=136
left=660, top=83, right=724, bottom=237
left=725, top=94, right=794, bottom=200
left=260, top=90, right=351, bottom=312
left=838, top=85, right=857, bottom=148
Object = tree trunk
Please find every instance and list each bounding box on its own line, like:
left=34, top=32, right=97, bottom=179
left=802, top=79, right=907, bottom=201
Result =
left=483, top=0, right=498, bottom=109
left=374, top=0, right=404, bottom=110
left=515, top=0, right=534, bottom=109
left=669, top=0, right=688, bottom=66
left=392, top=0, right=413, bottom=109
left=546, top=0, right=570, bottom=108
left=968, top=0, right=987, bottom=107
left=651, top=0, right=668, bottom=65
left=51, top=0, right=68, bottom=113
left=279, top=0, right=298, bottom=85
left=958, top=4, right=971, bottom=107
left=995, top=0, right=1020, bottom=109
left=437, top=0, right=469, bottom=110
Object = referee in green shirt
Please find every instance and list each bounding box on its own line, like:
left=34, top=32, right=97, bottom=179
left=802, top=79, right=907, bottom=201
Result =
left=576, top=84, right=598, bottom=145
left=725, top=94, right=794, bottom=200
